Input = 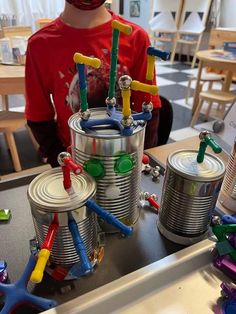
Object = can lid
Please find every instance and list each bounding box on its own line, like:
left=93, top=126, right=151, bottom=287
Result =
left=168, top=150, right=225, bottom=181
left=27, top=168, right=96, bottom=213
left=68, top=107, right=145, bottom=139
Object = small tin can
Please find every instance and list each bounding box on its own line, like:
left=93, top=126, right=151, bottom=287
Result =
left=157, top=149, right=225, bottom=245
left=28, top=168, right=101, bottom=280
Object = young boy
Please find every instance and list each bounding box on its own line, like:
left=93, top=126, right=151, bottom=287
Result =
left=25, top=0, right=161, bottom=167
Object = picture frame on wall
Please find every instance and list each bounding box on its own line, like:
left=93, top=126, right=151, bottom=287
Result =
left=130, top=1, right=140, bottom=18
left=119, top=0, right=124, bottom=15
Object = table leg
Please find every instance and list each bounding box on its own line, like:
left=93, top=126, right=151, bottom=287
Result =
left=192, top=60, right=203, bottom=114
left=2, top=95, right=9, bottom=111
left=5, top=132, right=22, bottom=172
left=222, top=71, right=233, bottom=92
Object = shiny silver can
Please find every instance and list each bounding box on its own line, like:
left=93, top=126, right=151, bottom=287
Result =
left=27, top=168, right=98, bottom=269
left=218, top=137, right=236, bottom=211
left=157, top=149, right=225, bottom=245
left=68, top=108, right=146, bottom=232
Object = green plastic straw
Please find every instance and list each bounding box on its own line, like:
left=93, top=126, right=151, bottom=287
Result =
left=197, top=135, right=222, bottom=163
left=108, top=29, right=119, bottom=99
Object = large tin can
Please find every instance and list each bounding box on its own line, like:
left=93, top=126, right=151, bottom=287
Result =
left=157, top=149, right=225, bottom=245
left=218, top=137, right=236, bottom=211
left=68, top=108, right=146, bottom=232
left=28, top=168, right=99, bottom=279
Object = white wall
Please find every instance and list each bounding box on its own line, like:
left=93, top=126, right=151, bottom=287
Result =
left=220, top=0, right=236, bottom=28
left=112, top=0, right=236, bottom=30
left=110, top=0, right=119, bottom=13
left=0, top=0, right=65, bottom=31
left=120, top=0, right=152, bottom=31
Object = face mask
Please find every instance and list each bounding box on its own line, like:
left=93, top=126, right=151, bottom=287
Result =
left=66, top=0, right=106, bottom=10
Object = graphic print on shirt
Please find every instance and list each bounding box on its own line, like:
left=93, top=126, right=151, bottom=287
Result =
left=62, top=51, right=128, bottom=113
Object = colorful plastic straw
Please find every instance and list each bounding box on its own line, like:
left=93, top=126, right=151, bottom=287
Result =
left=108, top=20, right=132, bottom=100
left=73, top=52, right=101, bottom=112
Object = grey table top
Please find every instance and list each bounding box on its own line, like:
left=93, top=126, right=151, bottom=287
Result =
left=0, top=156, right=184, bottom=313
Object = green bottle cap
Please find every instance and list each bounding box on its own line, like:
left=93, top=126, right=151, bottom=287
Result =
left=115, top=155, right=134, bottom=174
left=84, top=159, right=105, bottom=179
left=0, top=209, right=11, bottom=221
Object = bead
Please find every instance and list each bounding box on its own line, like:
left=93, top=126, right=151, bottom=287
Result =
left=57, top=152, right=71, bottom=166
left=213, top=120, right=225, bottom=133
left=151, top=193, right=157, bottom=200
left=142, top=102, right=153, bottom=112
left=152, top=169, right=160, bottom=178
left=118, top=75, right=132, bottom=90
left=143, top=192, right=150, bottom=200
left=78, top=109, right=91, bottom=120
left=199, top=130, right=210, bottom=140
left=121, top=116, right=134, bottom=127
left=144, top=164, right=152, bottom=174
left=105, top=97, right=116, bottom=106
left=211, top=215, right=221, bottom=226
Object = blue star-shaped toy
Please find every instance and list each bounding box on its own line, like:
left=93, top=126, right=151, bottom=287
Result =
left=0, top=254, right=57, bottom=314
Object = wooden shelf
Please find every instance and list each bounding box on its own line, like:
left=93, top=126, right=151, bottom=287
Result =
left=177, top=39, right=198, bottom=45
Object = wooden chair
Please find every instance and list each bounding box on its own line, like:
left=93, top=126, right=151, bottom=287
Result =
left=185, top=26, right=232, bottom=105
left=0, top=111, right=29, bottom=172
left=170, top=0, right=212, bottom=68
left=185, top=68, right=223, bottom=104
left=36, top=18, right=53, bottom=30
left=2, top=26, right=32, bottom=38
left=149, top=0, right=183, bottom=52
left=190, top=90, right=236, bottom=127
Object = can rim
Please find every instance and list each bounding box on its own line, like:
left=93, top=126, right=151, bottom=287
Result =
left=167, top=149, right=225, bottom=181
left=27, top=168, right=96, bottom=213
left=68, top=107, right=146, bottom=139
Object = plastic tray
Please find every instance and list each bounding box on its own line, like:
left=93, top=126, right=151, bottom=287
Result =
left=43, top=239, right=229, bottom=314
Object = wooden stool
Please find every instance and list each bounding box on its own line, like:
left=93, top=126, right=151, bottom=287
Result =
left=190, top=90, right=236, bottom=128
left=185, top=70, right=223, bottom=104
left=0, top=111, right=28, bottom=172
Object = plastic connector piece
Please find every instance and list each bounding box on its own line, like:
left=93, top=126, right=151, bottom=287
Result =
left=30, top=249, right=50, bottom=283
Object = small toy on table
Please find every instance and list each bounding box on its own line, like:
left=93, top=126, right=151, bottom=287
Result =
left=0, top=255, right=57, bottom=314
left=0, top=261, right=7, bottom=284
left=211, top=214, right=236, bottom=313
left=0, top=210, right=11, bottom=222
left=74, top=19, right=168, bottom=136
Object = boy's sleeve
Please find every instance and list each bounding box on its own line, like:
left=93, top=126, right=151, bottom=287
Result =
left=129, top=28, right=161, bottom=112
left=25, top=37, right=55, bottom=121
left=25, top=37, right=65, bottom=167
left=27, top=120, right=66, bottom=167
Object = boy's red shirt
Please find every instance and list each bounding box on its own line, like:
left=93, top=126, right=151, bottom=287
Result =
left=25, top=11, right=161, bottom=148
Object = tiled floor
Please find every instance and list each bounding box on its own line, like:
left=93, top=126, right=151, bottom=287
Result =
left=1, top=61, right=236, bottom=176
left=157, top=60, right=236, bottom=141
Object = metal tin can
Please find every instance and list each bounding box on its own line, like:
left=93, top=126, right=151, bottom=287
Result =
left=68, top=108, right=146, bottom=232
left=28, top=168, right=100, bottom=279
left=157, top=149, right=225, bottom=245
left=218, top=137, right=236, bottom=211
